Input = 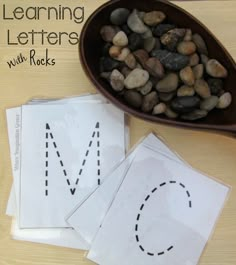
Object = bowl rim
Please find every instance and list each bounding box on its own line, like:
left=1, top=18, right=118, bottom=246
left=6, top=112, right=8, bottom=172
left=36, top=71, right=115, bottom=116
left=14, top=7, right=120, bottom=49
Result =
left=79, top=0, right=236, bottom=133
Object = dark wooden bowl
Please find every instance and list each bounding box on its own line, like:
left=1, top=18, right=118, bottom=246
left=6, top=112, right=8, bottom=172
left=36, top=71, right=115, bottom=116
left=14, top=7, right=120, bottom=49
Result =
left=79, top=0, right=236, bottom=133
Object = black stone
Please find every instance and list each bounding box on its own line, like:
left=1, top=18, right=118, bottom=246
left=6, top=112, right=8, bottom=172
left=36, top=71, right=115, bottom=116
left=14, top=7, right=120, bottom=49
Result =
left=128, top=33, right=144, bottom=51
left=124, top=90, right=143, bottom=108
left=100, top=57, right=120, bottom=72
left=153, top=24, right=175, bottom=37
left=151, top=49, right=189, bottom=71
left=121, top=24, right=132, bottom=36
left=207, top=78, right=224, bottom=95
left=171, top=96, right=200, bottom=113
left=102, top=43, right=112, bottom=56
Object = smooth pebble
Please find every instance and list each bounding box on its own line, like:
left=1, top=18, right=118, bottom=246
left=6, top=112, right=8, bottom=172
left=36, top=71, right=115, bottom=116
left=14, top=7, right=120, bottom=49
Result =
left=200, top=96, right=219, bottom=111
left=110, top=69, right=125, bottom=91
left=124, top=69, right=150, bottom=89
left=152, top=102, right=167, bottom=115
left=177, top=85, right=195, bottom=97
left=206, top=59, right=228, bottom=78
left=216, top=92, right=232, bottom=109
left=142, top=91, right=159, bottom=112
left=180, top=66, right=195, bottom=86
left=156, top=73, right=179, bottom=92
left=194, top=79, right=211, bottom=98
left=127, top=9, right=149, bottom=34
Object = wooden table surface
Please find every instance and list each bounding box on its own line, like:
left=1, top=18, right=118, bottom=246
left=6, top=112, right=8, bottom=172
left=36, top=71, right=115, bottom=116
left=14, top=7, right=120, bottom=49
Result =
left=0, top=1, right=236, bottom=264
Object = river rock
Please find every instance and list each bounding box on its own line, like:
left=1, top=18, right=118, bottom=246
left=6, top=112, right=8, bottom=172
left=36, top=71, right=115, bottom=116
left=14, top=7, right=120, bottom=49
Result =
left=151, top=49, right=189, bottom=71
left=181, top=109, right=207, bottom=120
left=165, top=107, right=179, bottom=118
left=200, top=96, right=219, bottom=111
left=206, top=59, right=228, bottom=78
left=110, top=8, right=130, bottom=25
left=100, top=57, right=120, bottom=72
left=177, top=85, right=195, bottom=97
left=125, top=53, right=137, bottom=69
left=124, top=69, right=149, bottom=89
left=116, top=48, right=131, bottom=61
left=171, top=96, right=200, bottom=113
left=144, top=37, right=156, bottom=52
left=142, top=91, right=159, bottom=112
left=127, top=9, right=149, bottom=34
left=156, top=73, right=179, bottom=92
left=102, top=43, right=112, bottom=56
left=109, top=46, right=122, bottom=59
left=177, top=41, right=196, bottom=55
left=141, top=28, right=153, bottom=39
left=216, top=92, right=232, bottom=109
left=192, top=33, right=208, bottom=55
left=193, top=64, right=204, bottom=80
left=133, top=49, right=149, bottom=68
left=113, top=31, right=128, bottom=47
left=160, top=28, right=186, bottom=51
left=110, top=69, right=125, bottom=91
left=200, top=54, right=209, bottom=65
left=143, top=11, right=166, bottom=26
left=194, top=79, right=211, bottom=98
left=100, top=25, right=118, bottom=42
left=184, top=29, right=192, bottom=41
left=152, top=102, right=167, bottom=115
left=159, top=92, right=176, bottom=102
left=180, top=66, right=195, bottom=86
left=138, top=81, right=153, bottom=95
left=153, top=24, right=175, bottom=37
left=121, top=66, right=132, bottom=77
left=207, top=78, right=223, bottom=95
left=145, top=57, right=164, bottom=78
left=124, top=90, right=143, bottom=108
left=128, top=33, right=144, bottom=51
left=189, top=53, right=200, bottom=67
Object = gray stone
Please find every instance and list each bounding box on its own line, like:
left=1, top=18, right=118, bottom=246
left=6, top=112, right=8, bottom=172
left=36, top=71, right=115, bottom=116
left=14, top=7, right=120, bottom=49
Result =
left=100, top=25, right=118, bottom=42
left=194, top=79, right=211, bottom=98
left=143, top=11, right=166, bottom=26
left=144, top=37, right=156, bottom=52
left=127, top=9, right=149, bottom=34
left=113, top=31, right=128, bottom=47
left=152, top=102, right=167, bottom=115
left=192, top=34, right=208, bottom=55
left=193, top=64, right=204, bottom=80
left=138, top=81, right=153, bottom=95
left=110, top=69, right=125, bottom=91
left=200, top=54, right=209, bottom=65
left=141, top=28, right=153, bottom=39
left=181, top=109, right=208, bottom=121
left=110, top=8, right=130, bottom=26
left=200, top=96, right=219, bottom=111
left=171, top=96, right=200, bottom=113
left=177, top=85, right=195, bottom=97
left=156, top=73, right=179, bottom=92
left=177, top=41, right=196, bottom=55
left=159, top=92, right=176, bottom=102
left=124, top=69, right=149, bottom=89
left=124, top=90, right=143, bottom=108
left=216, top=92, right=232, bottom=109
left=142, top=91, right=159, bottom=112
left=151, top=49, right=189, bottom=71
left=206, top=59, right=228, bottom=78
left=180, top=66, right=195, bottom=86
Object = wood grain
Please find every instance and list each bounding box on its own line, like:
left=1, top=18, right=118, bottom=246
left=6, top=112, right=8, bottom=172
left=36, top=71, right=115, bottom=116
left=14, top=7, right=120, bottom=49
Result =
left=0, top=1, right=236, bottom=265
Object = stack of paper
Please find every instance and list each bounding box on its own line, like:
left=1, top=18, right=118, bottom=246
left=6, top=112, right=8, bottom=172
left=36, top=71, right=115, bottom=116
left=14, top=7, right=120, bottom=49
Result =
left=66, top=133, right=230, bottom=265
left=6, top=94, right=230, bottom=265
left=6, top=94, right=128, bottom=250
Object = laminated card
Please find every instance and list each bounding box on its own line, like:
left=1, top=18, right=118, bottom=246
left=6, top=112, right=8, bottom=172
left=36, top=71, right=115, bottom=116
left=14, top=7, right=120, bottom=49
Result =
left=88, top=145, right=229, bottom=265
left=19, top=103, right=125, bottom=228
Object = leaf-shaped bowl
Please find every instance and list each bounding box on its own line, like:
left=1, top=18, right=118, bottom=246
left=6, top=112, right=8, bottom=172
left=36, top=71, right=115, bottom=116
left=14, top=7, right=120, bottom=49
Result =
left=79, top=0, right=236, bottom=133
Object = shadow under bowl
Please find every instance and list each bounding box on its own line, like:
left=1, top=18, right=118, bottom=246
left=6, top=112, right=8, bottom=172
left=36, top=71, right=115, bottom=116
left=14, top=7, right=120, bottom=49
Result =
left=79, top=0, right=236, bottom=133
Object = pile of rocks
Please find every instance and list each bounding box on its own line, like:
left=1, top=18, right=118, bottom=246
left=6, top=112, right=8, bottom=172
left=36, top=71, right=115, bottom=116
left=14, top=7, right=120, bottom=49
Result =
left=99, top=8, right=232, bottom=120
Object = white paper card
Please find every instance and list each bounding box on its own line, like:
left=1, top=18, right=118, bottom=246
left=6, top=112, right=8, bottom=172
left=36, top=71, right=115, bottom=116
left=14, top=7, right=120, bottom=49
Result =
left=19, top=103, right=125, bottom=228
left=88, top=145, right=229, bottom=265
left=66, top=133, right=184, bottom=244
